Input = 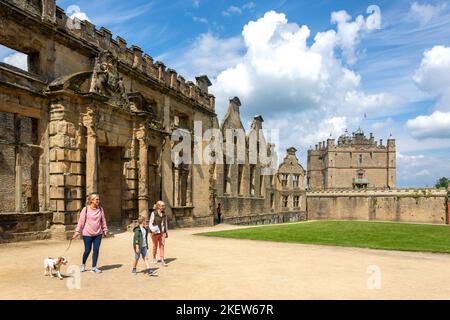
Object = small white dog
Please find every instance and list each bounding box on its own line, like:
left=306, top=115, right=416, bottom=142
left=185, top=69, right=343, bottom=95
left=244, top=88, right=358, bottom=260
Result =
left=44, top=257, right=68, bottom=280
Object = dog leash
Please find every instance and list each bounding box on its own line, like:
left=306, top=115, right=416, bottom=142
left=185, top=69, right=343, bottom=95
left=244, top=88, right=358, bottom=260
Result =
left=64, top=238, right=73, bottom=253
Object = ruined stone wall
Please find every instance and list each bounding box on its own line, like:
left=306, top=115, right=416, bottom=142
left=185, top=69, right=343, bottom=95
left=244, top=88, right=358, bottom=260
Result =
left=222, top=210, right=305, bottom=226
left=0, top=112, right=38, bottom=212
left=0, top=112, right=16, bottom=212
left=0, top=212, right=53, bottom=243
left=0, top=0, right=220, bottom=241
left=307, top=189, right=448, bottom=224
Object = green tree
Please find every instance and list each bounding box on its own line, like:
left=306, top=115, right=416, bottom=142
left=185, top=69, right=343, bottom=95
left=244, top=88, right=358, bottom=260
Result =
left=435, top=177, right=449, bottom=189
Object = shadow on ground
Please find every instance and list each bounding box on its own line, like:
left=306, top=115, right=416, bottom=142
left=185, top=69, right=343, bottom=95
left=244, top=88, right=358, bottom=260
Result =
left=164, top=258, right=176, bottom=264
left=99, top=264, right=123, bottom=271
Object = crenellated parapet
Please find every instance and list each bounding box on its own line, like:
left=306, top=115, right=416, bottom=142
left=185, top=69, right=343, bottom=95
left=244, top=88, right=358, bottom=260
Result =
left=307, top=188, right=447, bottom=197
left=3, top=0, right=215, bottom=112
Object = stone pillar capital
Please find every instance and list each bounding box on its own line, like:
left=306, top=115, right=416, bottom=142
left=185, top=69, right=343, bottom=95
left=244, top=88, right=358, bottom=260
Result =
left=133, top=118, right=148, bottom=141
left=136, top=131, right=147, bottom=142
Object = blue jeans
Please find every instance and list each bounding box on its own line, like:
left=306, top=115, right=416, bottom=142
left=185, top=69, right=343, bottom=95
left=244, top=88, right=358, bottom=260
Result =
left=82, top=234, right=102, bottom=267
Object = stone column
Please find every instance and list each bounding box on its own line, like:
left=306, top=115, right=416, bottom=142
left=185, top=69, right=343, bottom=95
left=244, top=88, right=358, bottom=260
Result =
left=137, top=133, right=149, bottom=219
left=173, top=165, right=179, bottom=206
left=85, top=115, right=98, bottom=195
left=14, top=114, right=23, bottom=212
left=15, top=149, right=23, bottom=212
left=186, top=165, right=192, bottom=206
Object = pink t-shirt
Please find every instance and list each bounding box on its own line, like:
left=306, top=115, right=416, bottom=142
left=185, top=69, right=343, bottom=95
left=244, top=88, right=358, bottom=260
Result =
left=75, top=206, right=108, bottom=236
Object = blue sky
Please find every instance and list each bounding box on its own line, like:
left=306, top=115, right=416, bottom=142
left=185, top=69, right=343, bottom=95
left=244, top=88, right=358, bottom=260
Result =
left=3, top=0, right=450, bottom=187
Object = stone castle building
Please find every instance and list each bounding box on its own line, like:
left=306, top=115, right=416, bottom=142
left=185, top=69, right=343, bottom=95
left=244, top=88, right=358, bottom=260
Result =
left=307, top=128, right=396, bottom=190
left=0, top=0, right=217, bottom=240
left=1, top=1, right=446, bottom=244
left=0, top=0, right=306, bottom=242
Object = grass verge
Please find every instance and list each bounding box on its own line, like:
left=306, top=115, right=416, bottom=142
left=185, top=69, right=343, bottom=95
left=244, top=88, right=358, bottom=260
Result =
left=198, top=220, right=450, bottom=253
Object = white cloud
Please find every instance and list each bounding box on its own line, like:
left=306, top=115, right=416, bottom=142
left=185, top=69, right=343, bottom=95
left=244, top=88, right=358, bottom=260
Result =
left=92, top=2, right=153, bottom=26
left=397, top=152, right=425, bottom=164
left=193, top=16, right=208, bottom=24
left=397, top=152, right=450, bottom=187
left=407, top=45, right=450, bottom=139
left=168, top=32, right=244, bottom=80
left=223, top=6, right=242, bottom=16
left=415, top=169, right=430, bottom=176
left=222, top=2, right=256, bottom=17
left=413, top=45, right=450, bottom=105
left=66, top=5, right=90, bottom=22
left=409, top=2, right=447, bottom=25
left=167, top=7, right=439, bottom=183
left=406, top=111, right=450, bottom=139
left=370, top=118, right=394, bottom=130
left=210, top=9, right=393, bottom=145
left=331, top=6, right=381, bottom=64
left=243, top=2, right=256, bottom=10
left=3, top=52, right=28, bottom=71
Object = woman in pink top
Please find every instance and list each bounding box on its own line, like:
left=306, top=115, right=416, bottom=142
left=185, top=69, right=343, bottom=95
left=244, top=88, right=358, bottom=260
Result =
left=72, top=193, right=108, bottom=273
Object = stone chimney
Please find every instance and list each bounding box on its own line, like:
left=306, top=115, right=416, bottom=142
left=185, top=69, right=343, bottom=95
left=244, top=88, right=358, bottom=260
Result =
left=287, top=147, right=297, bottom=156
left=229, top=96, right=241, bottom=110
left=195, top=75, right=212, bottom=94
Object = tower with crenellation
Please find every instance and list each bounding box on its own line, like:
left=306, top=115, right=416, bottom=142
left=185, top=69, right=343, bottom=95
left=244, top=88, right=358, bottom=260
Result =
left=307, top=128, right=396, bottom=190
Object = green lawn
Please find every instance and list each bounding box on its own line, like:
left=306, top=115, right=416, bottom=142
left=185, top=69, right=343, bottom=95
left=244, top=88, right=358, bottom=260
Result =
left=198, top=221, right=450, bottom=253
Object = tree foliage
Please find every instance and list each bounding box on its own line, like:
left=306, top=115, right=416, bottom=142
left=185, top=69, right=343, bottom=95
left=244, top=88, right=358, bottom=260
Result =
left=435, top=177, right=449, bottom=189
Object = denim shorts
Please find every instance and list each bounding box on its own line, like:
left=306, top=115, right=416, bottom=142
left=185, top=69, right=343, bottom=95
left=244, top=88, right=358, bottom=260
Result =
left=135, top=246, right=148, bottom=260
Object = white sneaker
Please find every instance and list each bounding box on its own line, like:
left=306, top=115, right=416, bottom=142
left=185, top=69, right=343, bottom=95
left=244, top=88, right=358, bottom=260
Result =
left=91, top=267, right=102, bottom=273
left=160, top=260, right=168, bottom=267
left=153, top=258, right=158, bottom=264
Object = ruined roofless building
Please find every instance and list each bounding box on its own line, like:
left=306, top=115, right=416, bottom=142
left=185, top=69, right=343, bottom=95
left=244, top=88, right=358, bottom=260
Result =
left=0, top=0, right=311, bottom=242
left=0, top=0, right=217, bottom=240
left=307, top=128, right=396, bottom=190
left=213, top=98, right=307, bottom=224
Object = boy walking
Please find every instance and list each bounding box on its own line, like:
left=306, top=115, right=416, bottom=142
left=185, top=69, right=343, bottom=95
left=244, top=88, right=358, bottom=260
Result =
left=132, top=216, right=155, bottom=275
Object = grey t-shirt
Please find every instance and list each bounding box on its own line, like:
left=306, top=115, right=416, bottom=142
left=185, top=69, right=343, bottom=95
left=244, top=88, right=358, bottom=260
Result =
left=140, top=226, right=147, bottom=247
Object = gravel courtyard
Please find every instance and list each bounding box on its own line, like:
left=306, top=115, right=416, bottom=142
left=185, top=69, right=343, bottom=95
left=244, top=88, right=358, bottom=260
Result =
left=1, top=223, right=450, bottom=300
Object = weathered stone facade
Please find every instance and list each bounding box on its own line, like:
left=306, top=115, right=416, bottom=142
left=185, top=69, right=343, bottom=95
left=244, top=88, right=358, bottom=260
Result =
left=0, top=0, right=308, bottom=242
left=307, top=188, right=449, bottom=224
left=0, top=0, right=216, bottom=241
left=1, top=1, right=448, bottom=243
left=213, top=98, right=307, bottom=225
left=307, top=129, right=396, bottom=190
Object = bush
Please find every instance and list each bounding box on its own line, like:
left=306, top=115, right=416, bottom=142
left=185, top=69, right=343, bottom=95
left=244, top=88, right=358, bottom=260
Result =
left=435, top=177, right=449, bottom=189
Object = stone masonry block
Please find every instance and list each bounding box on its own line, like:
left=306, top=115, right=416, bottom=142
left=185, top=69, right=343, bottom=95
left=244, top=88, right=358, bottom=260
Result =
left=49, top=161, right=69, bottom=174
left=70, top=163, right=84, bottom=175
left=52, top=211, right=65, bottom=224
left=49, top=174, right=64, bottom=186
left=50, top=186, right=64, bottom=199
left=57, top=122, right=68, bottom=135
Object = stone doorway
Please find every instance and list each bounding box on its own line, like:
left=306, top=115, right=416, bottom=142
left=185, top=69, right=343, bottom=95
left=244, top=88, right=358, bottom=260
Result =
left=99, top=146, right=124, bottom=226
